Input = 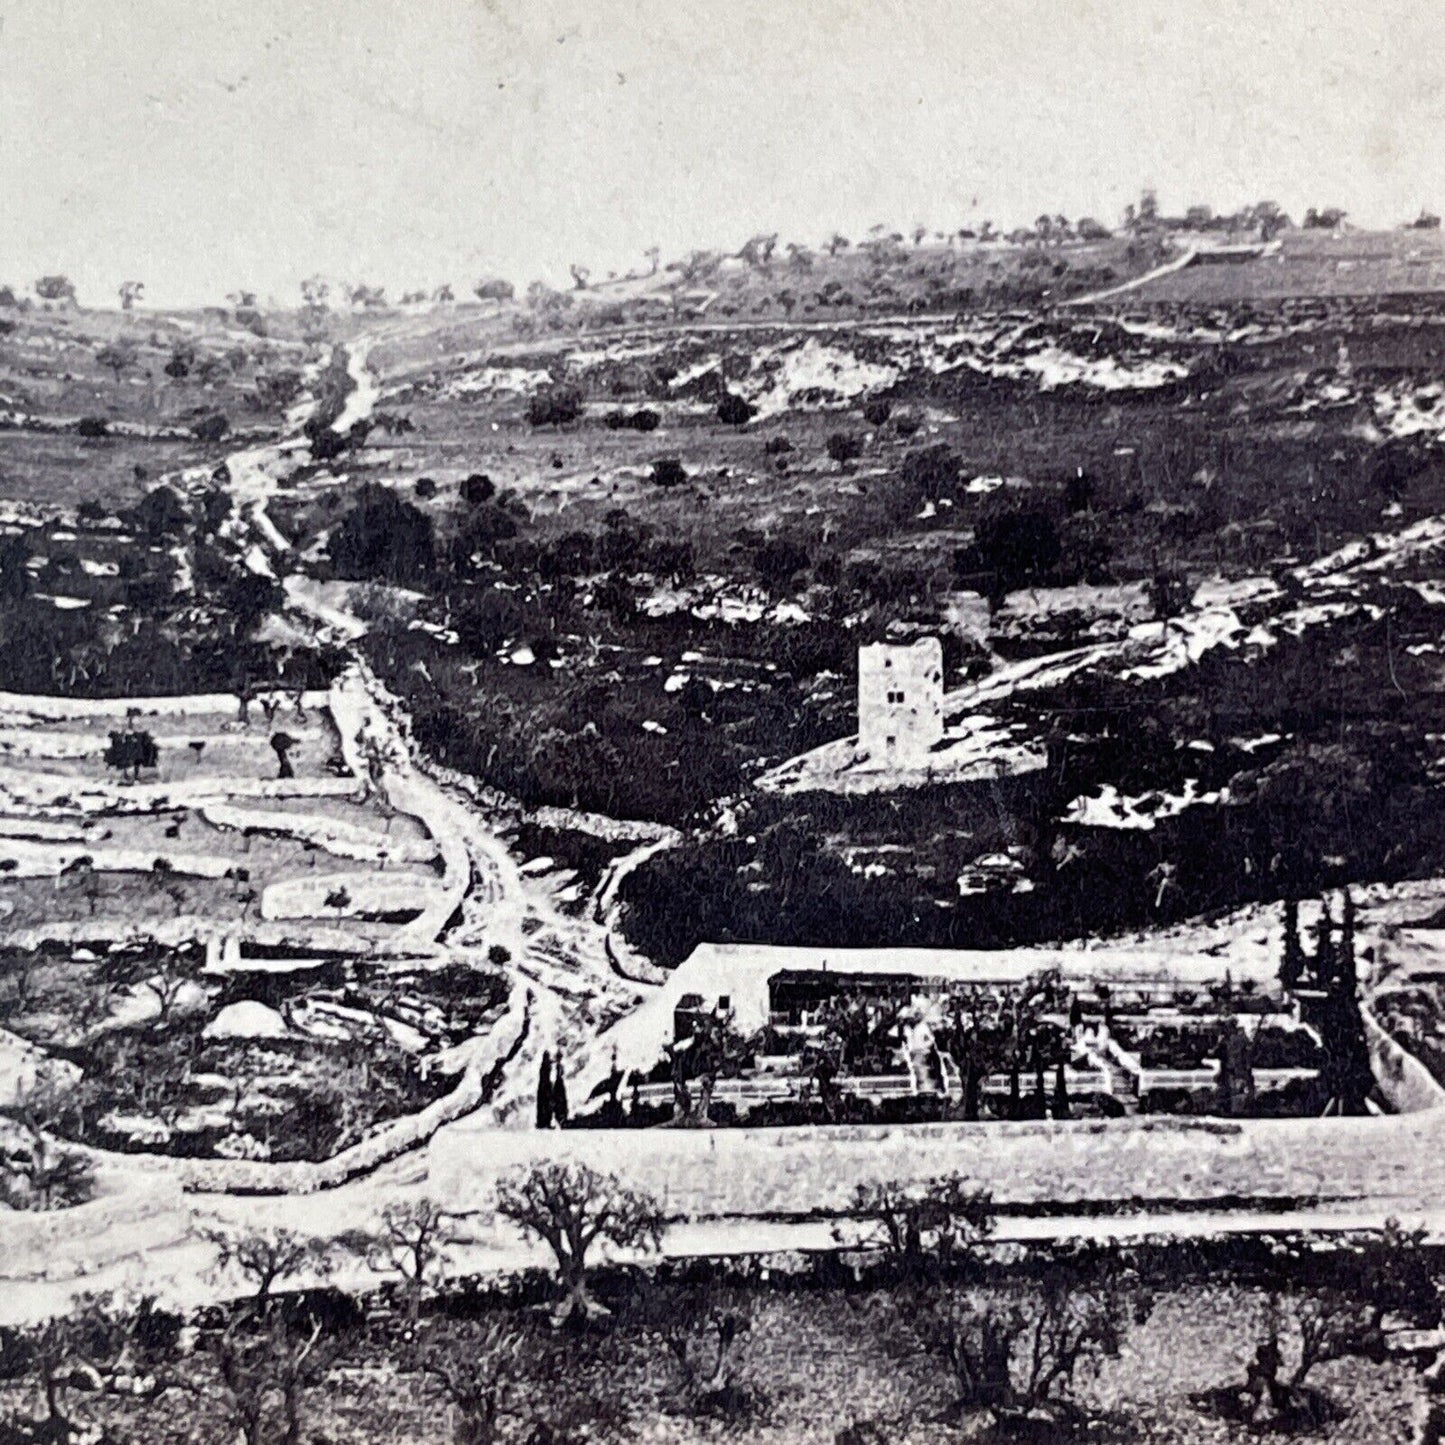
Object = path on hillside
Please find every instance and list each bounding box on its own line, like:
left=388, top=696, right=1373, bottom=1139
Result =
left=1062, top=247, right=1201, bottom=307
left=6, top=333, right=1445, bottom=1328
left=759, top=514, right=1438, bottom=795
left=252, top=342, right=645, bottom=1118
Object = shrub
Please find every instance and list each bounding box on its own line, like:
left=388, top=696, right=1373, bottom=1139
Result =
left=627, top=408, right=661, bottom=432
left=526, top=383, right=585, bottom=426
left=651, top=458, right=689, bottom=488
left=826, top=431, right=863, bottom=465
left=76, top=416, right=109, bottom=439
left=862, top=398, right=893, bottom=426
left=461, top=473, right=496, bottom=505
left=413, top=476, right=438, bottom=499
left=191, top=412, right=230, bottom=444
left=717, top=393, right=755, bottom=426
left=763, top=435, right=793, bottom=455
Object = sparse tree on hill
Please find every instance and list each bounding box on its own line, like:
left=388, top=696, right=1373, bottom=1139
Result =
left=104, top=727, right=158, bottom=782
left=270, top=731, right=297, bottom=780
left=35, top=274, right=77, bottom=305
left=644, top=246, right=661, bottom=275
left=102, top=943, right=202, bottom=1025
left=738, top=233, right=778, bottom=269
left=96, top=338, right=139, bottom=380
left=2, top=1294, right=182, bottom=1437
left=2, top=1076, right=97, bottom=1209
left=494, top=1162, right=665, bottom=1321
left=347, top=282, right=386, bottom=309
left=473, top=277, right=515, bottom=303
left=410, top=1317, right=526, bottom=1445
left=569, top=263, right=591, bottom=291
left=206, top=1226, right=335, bottom=1306
left=118, top=280, right=144, bottom=311
left=207, top=1307, right=342, bottom=1445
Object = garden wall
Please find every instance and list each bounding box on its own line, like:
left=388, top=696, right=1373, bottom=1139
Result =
left=176, top=987, right=529, bottom=1195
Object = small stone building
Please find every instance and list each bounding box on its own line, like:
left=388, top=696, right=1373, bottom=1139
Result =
left=857, top=637, right=944, bottom=767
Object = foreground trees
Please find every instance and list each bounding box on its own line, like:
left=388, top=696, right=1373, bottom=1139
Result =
left=902, top=1246, right=1155, bottom=1432
left=1203, top=1223, right=1440, bottom=1427
left=494, top=1162, right=666, bottom=1322
left=848, top=1174, right=995, bottom=1282
left=0, top=1294, right=183, bottom=1439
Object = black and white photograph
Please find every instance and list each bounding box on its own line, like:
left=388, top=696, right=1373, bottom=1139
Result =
left=2, top=1, right=1445, bottom=1439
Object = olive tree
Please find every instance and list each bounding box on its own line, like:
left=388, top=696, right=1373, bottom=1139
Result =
left=845, top=1175, right=995, bottom=1282
left=494, top=1162, right=665, bottom=1321
left=904, top=1246, right=1153, bottom=1431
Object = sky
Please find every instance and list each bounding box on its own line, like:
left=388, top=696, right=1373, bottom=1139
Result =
left=1, top=0, right=1442, bottom=307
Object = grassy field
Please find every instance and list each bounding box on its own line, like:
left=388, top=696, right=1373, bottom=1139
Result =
left=1113, top=228, right=1445, bottom=305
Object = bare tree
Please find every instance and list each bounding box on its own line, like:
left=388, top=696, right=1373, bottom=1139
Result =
left=208, top=1308, right=340, bottom=1445
left=845, top=1175, right=995, bottom=1281
left=494, top=1162, right=665, bottom=1321
left=346, top=1199, right=452, bottom=1319
left=904, top=1248, right=1153, bottom=1431
left=410, top=1317, right=524, bottom=1445
left=205, top=1226, right=335, bottom=1305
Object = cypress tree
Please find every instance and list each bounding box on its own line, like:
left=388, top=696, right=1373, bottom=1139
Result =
left=1280, top=897, right=1304, bottom=990
left=536, top=1050, right=554, bottom=1130
left=552, top=1058, right=570, bottom=1126
left=1314, top=898, right=1335, bottom=987
left=1340, top=889, right=1357, bottom=990
left=1052, top=1059, right=1071, bottom=1120
left=1007, top=1060, right=1021, bottom=1121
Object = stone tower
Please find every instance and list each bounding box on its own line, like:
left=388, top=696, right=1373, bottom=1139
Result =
left=858, top=637, right=944, bottom=767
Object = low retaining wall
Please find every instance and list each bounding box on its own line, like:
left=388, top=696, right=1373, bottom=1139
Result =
left=1365, top=1007, right=1445, bottom=1115
left=0, top=1178, right=191, bottom=1284
left=177, top=991, right=530, bottom=1195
